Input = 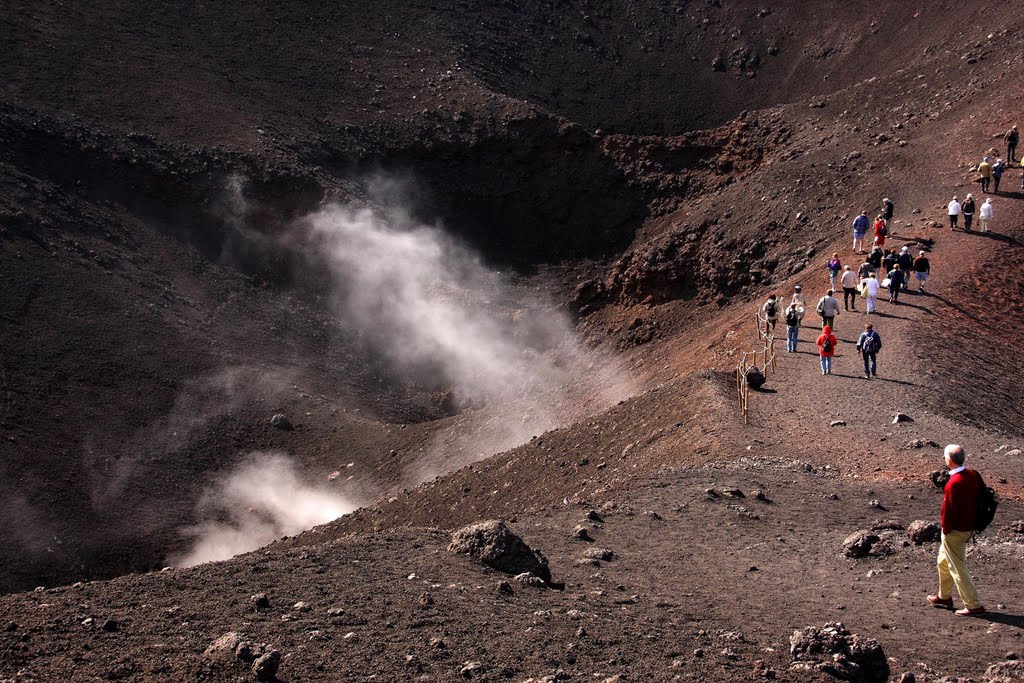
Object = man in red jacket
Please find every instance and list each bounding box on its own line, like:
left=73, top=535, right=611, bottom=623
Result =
left=927, top=444, right=985, bottom=616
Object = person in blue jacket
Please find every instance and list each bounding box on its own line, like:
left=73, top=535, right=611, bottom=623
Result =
left=856, top=323, right=882, bottom=379
left=852, top=212, right=870, bottom=253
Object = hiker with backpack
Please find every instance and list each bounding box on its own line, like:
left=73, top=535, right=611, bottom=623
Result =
left=859, top=272, right=881, bottom=314
left=784, top=301, right=803, bottom=353
left=816, top=290, right=841, bottom=329
left=761, top=294, right=781, bottom=336
left=1006, top=125, right=1019, bottom=163
left=927, top=444, right=991, bottom=617
left=872, top=214, right=888, bottom=249
left=826, top=253, right=842, bottom=290
left=868, top=245, right=884, bottom=278
left=992, top=158, right=1005, bottom=193
left=961, top=194, right=976, bottom=232
left=816, top=325, right=838, bottom=375
left=855, top=323, right=882, bottom=379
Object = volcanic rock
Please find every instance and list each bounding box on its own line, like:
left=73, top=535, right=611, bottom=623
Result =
left=270, top=413, right=293, bottom=430
left=252, top=650, right=281, bottom=681
left=929, top=468, right=950, bottom=489
left=907, top=520, right=941, bottom=544
left=843, top=531, right=880, bottom=558
left=985, top=660, right=1024, bottom=682
left=583, top=547, right=615, bottom=562
left=892, top=412, right=914, bottom=424
left=448, top=520, right=551, bottom=583
left=790, top=622, right=889, bottom=682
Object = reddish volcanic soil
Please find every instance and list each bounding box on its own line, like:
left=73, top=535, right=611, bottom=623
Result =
left=2, top=1, right=1024, bottom=681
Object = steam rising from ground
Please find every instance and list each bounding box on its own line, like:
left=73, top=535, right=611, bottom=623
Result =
left=172, top=453, right=355, bottom=567
left=174, top=182, right=631, bottom=566
left=305, top=200, right=631, bottom=469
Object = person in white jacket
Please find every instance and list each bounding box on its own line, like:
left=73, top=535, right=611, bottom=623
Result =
left=947, top=196, right=962, bottom=231
left=859, top=273, right=881, bottom=314
left=980, top=198, right=993, bottom=232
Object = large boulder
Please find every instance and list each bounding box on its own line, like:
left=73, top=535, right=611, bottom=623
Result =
left=790, top=622, right=889, bottom=682
left=448, top=520, right=552, bottom=584
left=985, top=660, right=1024, bottom=682
left=843, top=530, right=880, bottom=558
left=907, top=520, right=941, bottom=544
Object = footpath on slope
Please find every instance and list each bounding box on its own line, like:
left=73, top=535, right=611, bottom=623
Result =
left=745, top=191, right=1024, bottom=494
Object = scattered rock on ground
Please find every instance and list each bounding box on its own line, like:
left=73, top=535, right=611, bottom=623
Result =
left=571, top=525, right=592, bottom=541
left=906, top=438, right=940, bottom=449
left=830, top=420, right=847, bottom=427
left=448, top=520, right=552, bottom=583
left=790, top=622, right=889, bottom=682
left=985, top=660, right=1024, bottom=682
left=583, top=547, right=615, bottom=562
left=251, top=593, right=270, bottom=609
left=930, top=469, right=950, bottom=489
left=843, top=531, right=880, bottom=558
left=892, top=413, right=914, bottom=424
left=908, top=520, right=941, bottom=544
left=270, top=413, right=293, bottom=430
left=252, top=651, right=281, bottom=682
left=513, top=572, right=547, bottom=588
left=1004, top=449, right=1023, bottom=458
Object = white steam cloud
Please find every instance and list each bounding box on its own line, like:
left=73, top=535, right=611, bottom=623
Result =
left=305, top=199, right=632, bottom=475
left=171, top=452, right=356, bottom=567
left=173, top=180, right=632, bottom=566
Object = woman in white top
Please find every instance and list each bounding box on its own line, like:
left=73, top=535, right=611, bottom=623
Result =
left=947, top=196, right=961, bottom=231
left=980, top=198, right=993, bottom=232
left=859, top=273, right=881, bottom=314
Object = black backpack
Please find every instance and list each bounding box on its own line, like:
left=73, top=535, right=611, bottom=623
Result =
left=974, top=470, right=998, bottom=533
left=786, top=310, right=799, bottom=327
left=766, top=300, right=776, bottom=317
left=822, top=337, right=833, bottom=353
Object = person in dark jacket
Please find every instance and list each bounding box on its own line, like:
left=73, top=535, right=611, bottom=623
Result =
left=927, top=445, right=985, bottom=616
left=882, top=248, right=898, bottom=276
left=852, top=212, right=870, bottom=253
left=855, top=323, right=882, bottom=379
left=887, top=263, right=904, bottom=304
left=913, top=251, right=931, bottom=292
left=992, top=159, right=1005, bottom=193
left=858, top=257, right=874, bottom=280
left=868, top=246, right=884, bottom=277
left=1005, top=125, right=1019, bottom=163
left=961, top=194, right=976, bottom=232
left=897, top=247, right=914, bottom=286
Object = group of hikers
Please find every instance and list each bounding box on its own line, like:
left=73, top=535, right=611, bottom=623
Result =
left=760, top=194, right=933, bottom=380
left=752, top=128, right=1021, bottom=618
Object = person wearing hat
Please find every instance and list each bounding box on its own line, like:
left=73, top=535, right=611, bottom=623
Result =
left=897, top=247, right=914, bottom=287
left=980, top=198, right=994, bottom=232
left=1005, top=125, right=1019, bottom=163
left=978, top=157, right=992, bottom=193
left=791, top=284, right=807, bottom=311
left=855, top=322, right=882, bottom=379
left=961, top=194, right=976, bottom=232
left=913, top=250, right=931, bottom=292
left=947, top=196, right=961, bottom=230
